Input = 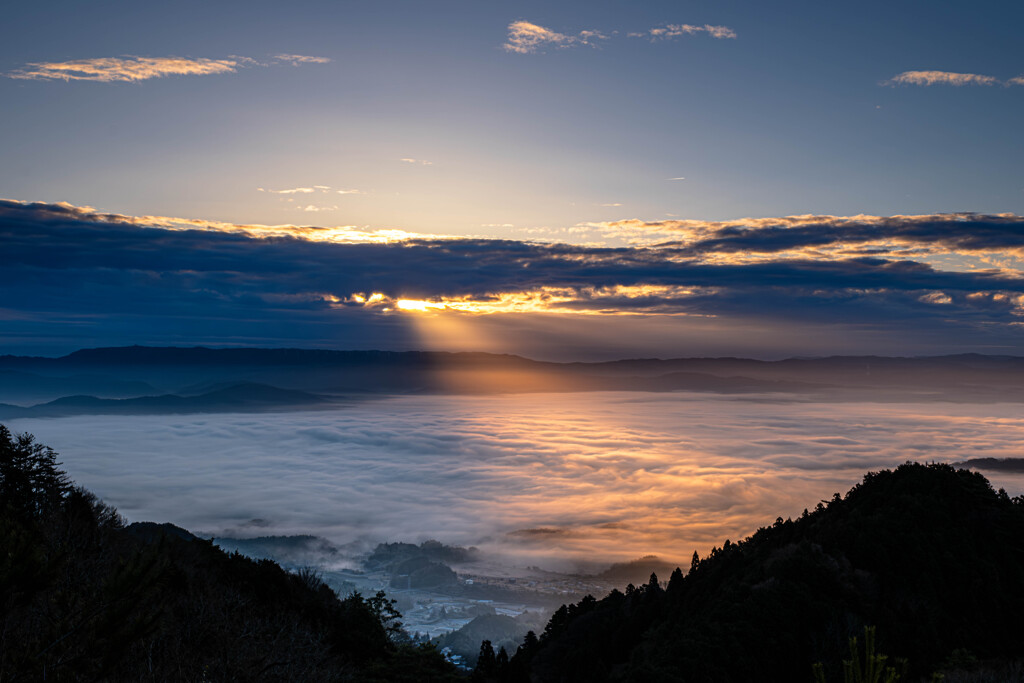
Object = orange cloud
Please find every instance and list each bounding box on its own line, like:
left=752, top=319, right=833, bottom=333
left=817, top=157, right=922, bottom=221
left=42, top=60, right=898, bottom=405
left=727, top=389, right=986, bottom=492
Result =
left=504, top=20, right=608, bottom=54
left=7, top=53, right=330, bottom=82
left=7, top=56, right=242, bottom=82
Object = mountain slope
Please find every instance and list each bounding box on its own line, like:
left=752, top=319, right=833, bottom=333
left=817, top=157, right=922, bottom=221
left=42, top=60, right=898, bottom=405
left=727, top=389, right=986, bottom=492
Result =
left=0, top=425, right=458, bottom=682
left=502, top=463, right=1024, bottom=682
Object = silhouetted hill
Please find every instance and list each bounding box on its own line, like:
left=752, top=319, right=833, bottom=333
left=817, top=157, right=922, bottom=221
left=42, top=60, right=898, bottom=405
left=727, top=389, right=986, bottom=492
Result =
left=597, top=555, right=678, bottom=585
left=0, top=369, right=158, bottom=403
left=0, top=382, right=329, bottom=418
left=436, top=614, right=539, bottom=667
left=366, top=540, right=480, bottom=569
left=487, top=463, right=1024, bottom=682
left=125, top=521, right=199, bottom=543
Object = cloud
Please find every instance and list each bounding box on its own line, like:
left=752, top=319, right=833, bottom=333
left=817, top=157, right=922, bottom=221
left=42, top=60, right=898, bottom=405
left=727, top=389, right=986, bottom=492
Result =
left=6, top=56, right=242, bottom=82
left=919, top=291, right=953, bottom=305
left=400, top=158, right=433, bottom=165
left=3, top=200, right=1024, bottom=356
left=504, top=20, right=734, bottom=55
left=273, top=54, right=331, bottom=65
left=7, top=53, right=330, bottom=82
left=592, top=212, right=1024, bottom=262
left=262, top=187, right=317, bottom=194
left=9, top=395, right=1024, bottom=567
left=504, top=20, right=608, bottom=54
left=883, top=70, right=1000, bottom=87
left=630, top=24, right=737, bottom=41
left=260, top=185, right=363, bottom=196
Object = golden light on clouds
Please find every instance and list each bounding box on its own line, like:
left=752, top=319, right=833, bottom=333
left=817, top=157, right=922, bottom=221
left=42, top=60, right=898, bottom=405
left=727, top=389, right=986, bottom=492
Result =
left=6, top=54, right=330, bottom=82
left=353, top=285, right=716, bottom=317
left=19, top=396, right=1024, bottom=566
left=396, top=299, right=446, bottom=312
left=24, top=201, right=439, bottom=244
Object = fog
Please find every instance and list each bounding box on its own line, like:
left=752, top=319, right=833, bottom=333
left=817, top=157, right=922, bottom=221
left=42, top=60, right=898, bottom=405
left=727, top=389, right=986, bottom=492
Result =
left=8, top=392, right=1024, bottom=569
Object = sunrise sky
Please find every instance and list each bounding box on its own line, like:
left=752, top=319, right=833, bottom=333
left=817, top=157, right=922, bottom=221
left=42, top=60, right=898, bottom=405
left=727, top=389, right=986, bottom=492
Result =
left=2, top=0, right=1023, bottom=358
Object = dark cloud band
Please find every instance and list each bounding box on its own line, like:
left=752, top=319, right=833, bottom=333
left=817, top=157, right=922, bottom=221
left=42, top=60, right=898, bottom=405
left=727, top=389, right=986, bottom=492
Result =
left=3, top=200, right=1023, bottom=356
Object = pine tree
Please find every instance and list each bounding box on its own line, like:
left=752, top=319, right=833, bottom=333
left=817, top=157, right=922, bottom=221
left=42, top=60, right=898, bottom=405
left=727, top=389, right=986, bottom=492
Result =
left=473, top=640, right=497, bottom=681
left=667, top=566, right=684, bottom=592
left=0, top=425, right=70, bottom=521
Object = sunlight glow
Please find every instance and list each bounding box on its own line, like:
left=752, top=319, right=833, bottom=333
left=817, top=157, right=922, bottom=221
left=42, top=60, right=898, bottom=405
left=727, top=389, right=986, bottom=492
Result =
left=354, top=285, right=714, bottom=317
left=396, top=299, right=447, bottom=312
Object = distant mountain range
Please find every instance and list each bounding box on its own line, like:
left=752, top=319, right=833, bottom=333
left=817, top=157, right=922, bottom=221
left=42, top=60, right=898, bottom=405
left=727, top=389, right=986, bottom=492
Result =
left=0, top=382, right=327, bottom=418
left=1, top=346, right=1023, bottom=417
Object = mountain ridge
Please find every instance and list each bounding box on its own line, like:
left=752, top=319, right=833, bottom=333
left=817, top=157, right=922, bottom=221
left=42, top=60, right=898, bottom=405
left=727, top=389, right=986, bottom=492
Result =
left=2, top=346, right=1024, bottom=416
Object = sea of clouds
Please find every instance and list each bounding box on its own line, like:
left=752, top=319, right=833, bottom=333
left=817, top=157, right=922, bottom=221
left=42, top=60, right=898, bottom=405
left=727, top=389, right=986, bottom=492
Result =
left=8, top=392, right=1024, bottom=570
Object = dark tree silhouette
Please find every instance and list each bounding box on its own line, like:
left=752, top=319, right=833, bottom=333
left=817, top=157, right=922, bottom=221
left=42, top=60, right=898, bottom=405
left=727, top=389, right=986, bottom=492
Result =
left=0, top=424, right=70, bottom=521
left=666, top=566, right=684, bottom=592
left=473, top=640, right=497, bottom=681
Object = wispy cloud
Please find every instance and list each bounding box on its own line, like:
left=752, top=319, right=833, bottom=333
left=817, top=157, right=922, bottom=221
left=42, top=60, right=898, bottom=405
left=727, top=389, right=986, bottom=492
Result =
left=7, top=56, right=242, bottom=82
left=505, top=20, right=735, bottom=55
left=7, top=53, right=330, bottom=83
left=629, top=24, right=737, bottom=41
left=883, top=70, right=1000, bottom=87
left=400, top=158, right=433, bottom=165
left=260, top=187, right=316, bottom=194
left=504, top=21, right=608, bottom=54
left=259, top=185, right=363, bottom=196
left=592, top=212, right=1024, bottom=262
left=273, top=54, right=332, bottom=65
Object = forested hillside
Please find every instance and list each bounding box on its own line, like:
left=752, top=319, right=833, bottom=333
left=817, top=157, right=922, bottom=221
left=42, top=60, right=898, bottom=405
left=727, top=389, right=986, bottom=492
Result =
left=0, top=425, right=459, bottom=682
left=481, top=462, right=1024, bottom=682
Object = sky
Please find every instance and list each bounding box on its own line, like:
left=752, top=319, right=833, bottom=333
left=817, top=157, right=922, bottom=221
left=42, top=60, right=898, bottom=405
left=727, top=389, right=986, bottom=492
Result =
left=2, top=0, right=1023, bottom=358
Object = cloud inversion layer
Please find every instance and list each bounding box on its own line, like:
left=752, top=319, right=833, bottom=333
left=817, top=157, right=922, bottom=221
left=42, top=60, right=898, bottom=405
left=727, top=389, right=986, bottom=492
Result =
left=10, top=395, right=1024, bottom=566
left=2, top=200, right=1024, bottom=356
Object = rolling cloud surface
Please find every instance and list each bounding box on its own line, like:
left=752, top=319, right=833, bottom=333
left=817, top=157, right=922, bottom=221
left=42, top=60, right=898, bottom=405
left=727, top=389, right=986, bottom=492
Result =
left=8, top=394, right=1024, bottom=569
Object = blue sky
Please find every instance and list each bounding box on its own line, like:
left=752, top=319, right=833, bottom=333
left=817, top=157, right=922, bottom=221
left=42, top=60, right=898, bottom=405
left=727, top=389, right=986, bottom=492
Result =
left=2, top=1, right=1023, bottom=357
